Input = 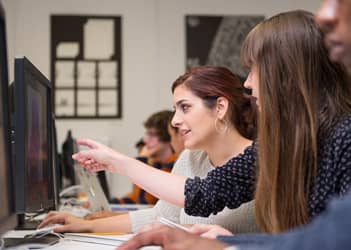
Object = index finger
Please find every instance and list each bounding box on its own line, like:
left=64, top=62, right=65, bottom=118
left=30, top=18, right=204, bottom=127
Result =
left=38, top=214, right=66, bottom=229
left=76, top=138, right=101, bottom=149
left=37, top=211, right=59, bottom=228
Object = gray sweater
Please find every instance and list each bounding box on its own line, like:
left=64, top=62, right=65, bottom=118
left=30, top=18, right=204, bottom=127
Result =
left=129, top=149, right=260, bottom=233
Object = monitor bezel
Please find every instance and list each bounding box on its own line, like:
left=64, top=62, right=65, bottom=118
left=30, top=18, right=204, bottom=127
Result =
left=13, top=56, right=55, bottom=213
left=0, top=1, right=17, bottom=235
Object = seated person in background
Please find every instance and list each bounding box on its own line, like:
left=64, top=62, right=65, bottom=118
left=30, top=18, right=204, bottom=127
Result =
left=110, top=110, right=177, bottom=205
left=38, top=66, right=260, bottom=235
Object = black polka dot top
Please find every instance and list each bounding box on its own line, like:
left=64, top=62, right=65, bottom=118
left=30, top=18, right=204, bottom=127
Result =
left=184, top=116, right=351, bottom=220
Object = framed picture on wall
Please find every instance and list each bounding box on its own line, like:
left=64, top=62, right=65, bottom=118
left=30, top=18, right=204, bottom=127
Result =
left=186, top=15, right=264, bottom=81
left=51, top=15, right=122, bottom=119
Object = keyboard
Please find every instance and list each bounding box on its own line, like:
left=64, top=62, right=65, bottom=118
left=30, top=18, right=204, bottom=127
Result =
left=15, top=220, right=41, bottom=230
left=4, top=234, right=60, bottom=248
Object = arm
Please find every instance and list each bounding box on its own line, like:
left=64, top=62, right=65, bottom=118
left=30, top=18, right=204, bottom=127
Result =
left=129, top=199, right=182, bottom=232
left=73, top=139, right=187, bottom=207
left=129, top=155, right=189, bottom=232
left=118, top=225, right=229, bottom=250
left=38, top=211, right=132, bottom=233
left=184, top=144, right=256, bottom=217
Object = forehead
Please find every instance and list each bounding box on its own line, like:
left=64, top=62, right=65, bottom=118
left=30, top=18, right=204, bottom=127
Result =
left=173, top=84, right=197, bottom=101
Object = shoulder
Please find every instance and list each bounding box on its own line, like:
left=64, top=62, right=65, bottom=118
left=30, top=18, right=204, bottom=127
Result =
left=171, top=150, right=212, bottom=177
left=224, top=142, right=256, bottom=168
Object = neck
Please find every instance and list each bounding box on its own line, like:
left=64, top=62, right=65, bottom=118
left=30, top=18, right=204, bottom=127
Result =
left=205, top=129, right=252, bottom=166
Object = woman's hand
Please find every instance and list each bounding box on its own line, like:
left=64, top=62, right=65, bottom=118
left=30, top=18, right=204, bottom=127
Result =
left=118, top=225, right=229, bottom=250
left=72, top=139, right=130, bottom=174
left=189, top=224, right=233, bottom=239
left=37, top=211, right=93, bottom=233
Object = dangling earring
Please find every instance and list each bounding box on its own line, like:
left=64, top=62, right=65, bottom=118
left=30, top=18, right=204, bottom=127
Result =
left=214, top=117, right=228, bottom=134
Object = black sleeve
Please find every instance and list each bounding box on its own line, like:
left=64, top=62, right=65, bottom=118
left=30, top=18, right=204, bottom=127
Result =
left=334, top=125, right=351, bottom=195
left=184, top=143, right=257, bottom=217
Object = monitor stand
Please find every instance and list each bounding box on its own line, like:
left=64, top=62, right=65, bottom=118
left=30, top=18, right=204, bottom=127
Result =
left=15, top=214, right=41, bottom=230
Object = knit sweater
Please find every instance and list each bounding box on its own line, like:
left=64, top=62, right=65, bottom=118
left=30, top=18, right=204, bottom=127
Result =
left=129, top=149, right=260, bottom=233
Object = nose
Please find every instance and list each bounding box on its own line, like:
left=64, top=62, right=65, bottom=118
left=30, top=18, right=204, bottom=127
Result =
left=315, top=0, right=338, bottom=32
left=243, top=77, right=251, bottom=90
left=171, top=112, right=181, bottom=128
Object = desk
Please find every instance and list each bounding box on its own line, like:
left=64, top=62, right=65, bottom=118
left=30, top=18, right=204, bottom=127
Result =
left=3, top=230, right=160, bottom=250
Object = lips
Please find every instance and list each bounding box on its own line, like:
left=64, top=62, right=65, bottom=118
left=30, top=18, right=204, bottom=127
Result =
left=325, top=37, right=345, bottom=61
left=180, top=129, right=191, bottom=137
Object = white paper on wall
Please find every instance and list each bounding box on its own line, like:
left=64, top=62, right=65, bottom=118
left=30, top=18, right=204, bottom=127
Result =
left=84, top=19, right=114, bottom=60
left=55, top=61, right=75, bottom=87
left=77, top=90, right=95, bottom=115
left=56, top=42, right=79, bottom=58
left=98, top=90, right=117, bottom=116
left=77, top=61, right=95, bottom=87
left=98, top=61, right=118, bottom=87
left=55, top=90, right=75, bottom=116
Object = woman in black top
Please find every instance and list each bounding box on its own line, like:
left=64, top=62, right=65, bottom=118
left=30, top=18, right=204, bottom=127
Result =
left=185, top=10, right=351, bottom=234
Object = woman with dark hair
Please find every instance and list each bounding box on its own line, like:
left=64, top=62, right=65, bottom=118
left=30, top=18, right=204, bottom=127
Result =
left=39, top=66, right=259, bottom=234
left=186, top=9, right=351, bottom=235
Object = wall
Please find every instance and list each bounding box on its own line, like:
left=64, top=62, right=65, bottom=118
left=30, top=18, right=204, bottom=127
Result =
left=2, top=0, right=321, bottom=197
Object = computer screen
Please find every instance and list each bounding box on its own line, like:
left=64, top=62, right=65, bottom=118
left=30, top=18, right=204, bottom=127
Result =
left=12, top=56, right=55, bottom=214
left=51, top=115, right=61, bottom=209
left=0, top=1, right=17, bottom=236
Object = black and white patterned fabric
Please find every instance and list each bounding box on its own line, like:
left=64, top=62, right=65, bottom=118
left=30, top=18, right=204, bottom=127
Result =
left=184, top=116, right=351, bottom=220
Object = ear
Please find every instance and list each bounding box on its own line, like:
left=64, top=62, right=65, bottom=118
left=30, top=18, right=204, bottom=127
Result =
left=216, top=97, right=229, bottom=120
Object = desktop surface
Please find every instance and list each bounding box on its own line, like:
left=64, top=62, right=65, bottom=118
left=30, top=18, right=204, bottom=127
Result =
left=110, top=204, right=152, bottom=212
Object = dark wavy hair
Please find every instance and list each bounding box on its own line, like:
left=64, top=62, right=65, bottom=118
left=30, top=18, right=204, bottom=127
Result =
left=171, top=65, right=257, bottom=140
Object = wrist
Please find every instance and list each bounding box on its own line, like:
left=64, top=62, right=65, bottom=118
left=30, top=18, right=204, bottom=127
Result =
left=85, top=220, right=95, bottom=232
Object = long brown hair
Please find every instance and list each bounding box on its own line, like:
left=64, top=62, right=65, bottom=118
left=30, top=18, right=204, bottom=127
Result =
left=241, top=10, right=351, bottom=233
left=172, top=65, right=257, bottom=140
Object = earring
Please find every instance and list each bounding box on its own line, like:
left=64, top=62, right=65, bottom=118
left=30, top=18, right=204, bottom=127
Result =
left=214, top=117, right=228, bottom=134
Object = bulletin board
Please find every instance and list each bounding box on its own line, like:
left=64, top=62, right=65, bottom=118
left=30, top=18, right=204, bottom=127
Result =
left=51, top=15, right=122, bottom=119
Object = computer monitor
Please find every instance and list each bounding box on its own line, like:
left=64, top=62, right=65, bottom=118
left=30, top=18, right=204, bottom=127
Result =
left=12, top=56, right=55, bottom=218
left=0, top=1, right=17, bottom=236
left=51, top=114, right=61, bottom=209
